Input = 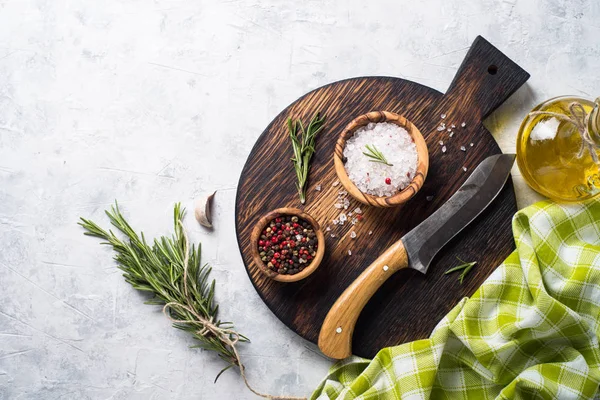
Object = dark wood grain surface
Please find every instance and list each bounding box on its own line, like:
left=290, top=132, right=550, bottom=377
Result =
left=235, top=36, right=530, bottom=358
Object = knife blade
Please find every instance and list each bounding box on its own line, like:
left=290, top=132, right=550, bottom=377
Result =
left=318, top=153, right=516, bottom=359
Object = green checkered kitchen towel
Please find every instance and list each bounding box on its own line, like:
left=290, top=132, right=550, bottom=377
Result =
left=312, top=199, right=600, bottom=399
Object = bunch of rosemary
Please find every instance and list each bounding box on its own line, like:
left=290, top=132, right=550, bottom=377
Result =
left=79, top=203, right=245, bottom=381
left=288, top=112, right=326, bottom=204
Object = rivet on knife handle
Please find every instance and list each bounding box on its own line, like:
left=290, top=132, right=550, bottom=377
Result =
left=318, top=240, right=409, bottom=359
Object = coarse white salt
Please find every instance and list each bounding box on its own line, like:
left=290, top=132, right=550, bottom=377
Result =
left=449, top=132, right=455, bottom=138
left=326, top=226, right=331, bottom=232
left=460, top=146, right=466, bottom=152
left=470, top=143, right=474, bottom=147
left=348, top=250, right=352, bottom=256
left=442, top=146, right=447, bottom=153
left=339, top=213, right=347, bottom=223
left=350, top=231, right=357, bottom=239
left=332, top=180, right=340, bottom=187
left=343, top=122, right=418, bottom=197
left=439, top=140, right=444, bottom=146
left=315, top=185, right=322, bottom=191
left=354, top=207, right=362, bottom=214
left=463, top=166, right=467, bottom=172
left=368, top=230, right=373, bottom=235
left=441, top=114, right=446, bottom=119
left=461, top=122, right=466, bottom=128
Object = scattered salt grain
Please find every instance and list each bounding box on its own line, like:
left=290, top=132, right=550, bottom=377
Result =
left=441, top=113, right=446, bottom=119
left=332, top=180, right=340, bottom=187
left=354, top=207, right=362, bottom=214
left=333, top=219, right=339, bottom=225
left=348, top=250, right=352, bottom=256
left=343, top=122, right=417, bottom=198
left=326, top=226, right=331, bottom=232
left=447, top=128, right=452, bottom=132
left=439, top=140, right=444, bottom=146
left=351, top=218, right=358, bottom=225
left=315, top=185, right=322, bottom=191
left=451, top=124, right=456, bottom=129
left=350, top=231, right=357, bottom=239
left=334, top=203, right=343, bottom=209
left=339, top=213, right=347, bottom=223
left=368, top=230, right=373, bottom=235
left=461, top=122, right=466, bottom=128
left=470, top=143, right=474, bottom=147
left=426, top=195, right=434, bottom=201
left=449, top=132, right=455, bottom=138
left=330, top=233, right=336, bottom=238
left=442, top=146, right=447, bottom=153
left=462, top=167, right=467, bottom=172
left=296, top=234, right=302, bottom=241
left=460, top=146, right=466, bottom=152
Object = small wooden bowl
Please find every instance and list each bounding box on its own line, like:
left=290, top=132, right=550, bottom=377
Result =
left=334, top=111, right=429, bottom=208
left=250, top=208, right=325, bottom=283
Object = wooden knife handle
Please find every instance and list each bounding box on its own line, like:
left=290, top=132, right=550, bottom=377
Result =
left=318, top=240, right=409, bottom=359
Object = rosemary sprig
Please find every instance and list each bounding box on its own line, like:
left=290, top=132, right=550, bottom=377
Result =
left=444, top=258, right=477, bottom=284
left=288, top=112, right=326, bottom=204
left=363, top=144, right=393, bottom=166
left=79, top=202, right=247, bottom=381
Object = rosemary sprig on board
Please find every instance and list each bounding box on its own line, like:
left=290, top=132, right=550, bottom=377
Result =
left=288, top=112, right=326, bottom=204
left=444, top=258, right=478, bottom=284
left=363, top=144, right=393, bottom=166
left=79, top=202, right=246, bottom=381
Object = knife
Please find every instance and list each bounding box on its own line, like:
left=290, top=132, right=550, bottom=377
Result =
left=318, top=153, right=516, bottom=359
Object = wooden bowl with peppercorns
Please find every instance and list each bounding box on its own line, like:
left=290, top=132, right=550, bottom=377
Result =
left=250, top=208, right=325, bottom=282
left=334, top=111, right=429, bottom=208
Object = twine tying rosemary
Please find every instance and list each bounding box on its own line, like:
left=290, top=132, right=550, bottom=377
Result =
left=529, top=102, right=600, bottom=164
left=163, top=221, right=306, bottom=400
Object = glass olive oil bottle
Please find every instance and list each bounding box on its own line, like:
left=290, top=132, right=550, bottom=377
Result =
left=516, top=96, right=600, bottom=202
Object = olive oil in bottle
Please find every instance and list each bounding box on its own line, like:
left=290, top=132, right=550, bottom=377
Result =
left=516, top=96, right=600, bottom=202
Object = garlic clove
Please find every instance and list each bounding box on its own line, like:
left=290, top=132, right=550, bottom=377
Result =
left=195, top=191, right=216, bottom=228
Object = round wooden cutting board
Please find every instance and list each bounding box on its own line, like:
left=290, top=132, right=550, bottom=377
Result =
left=235, top=36, right=529, bottom=358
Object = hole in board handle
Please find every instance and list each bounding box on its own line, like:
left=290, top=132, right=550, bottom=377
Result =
left=487, top=65, right=498, bottom=75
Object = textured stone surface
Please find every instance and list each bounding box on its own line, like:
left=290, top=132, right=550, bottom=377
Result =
left=1, top=0, right=599, bottom=398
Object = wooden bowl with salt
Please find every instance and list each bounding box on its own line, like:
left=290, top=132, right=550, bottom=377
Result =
left=250, top=208, right=325, bottom=283
left=334, top=111, right=429, bottom=208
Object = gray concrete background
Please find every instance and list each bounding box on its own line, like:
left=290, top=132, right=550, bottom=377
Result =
left=1, top=0, right=599, bottom=398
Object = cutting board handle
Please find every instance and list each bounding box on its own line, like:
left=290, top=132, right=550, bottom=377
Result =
left=444, top=36, right=530, bottom=121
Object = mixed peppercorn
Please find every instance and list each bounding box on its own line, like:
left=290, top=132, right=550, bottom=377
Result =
left=257, top=215, right=318, bottom=275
